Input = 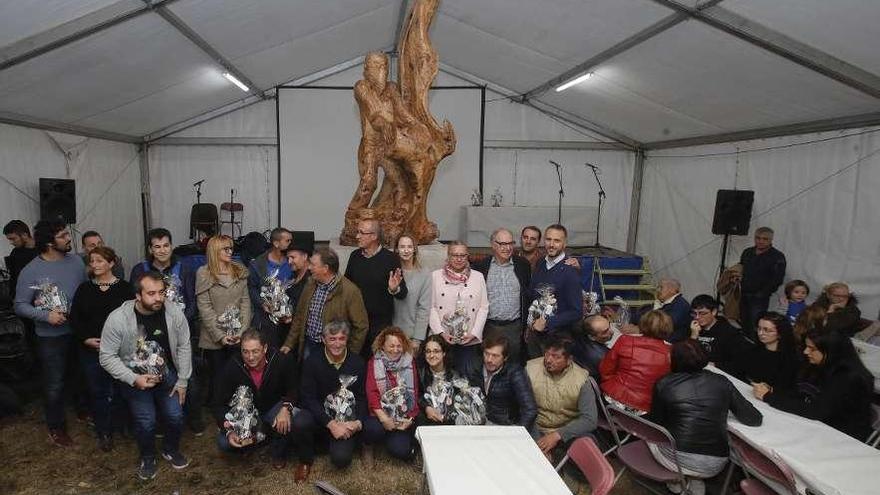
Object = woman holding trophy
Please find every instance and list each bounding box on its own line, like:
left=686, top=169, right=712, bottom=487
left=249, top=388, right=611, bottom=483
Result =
left=363, top=327, right=420, bottom=460
left=428, top=241, right=489, bottom=373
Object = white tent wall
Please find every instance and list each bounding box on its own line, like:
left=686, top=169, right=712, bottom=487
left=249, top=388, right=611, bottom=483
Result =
left=150, top=63, right=634, bottom=246
left=0, top=122, right=143, bottom=271
left=148, top=145, right=277, bottom=243
left=638, top=127, right=880, bottom=319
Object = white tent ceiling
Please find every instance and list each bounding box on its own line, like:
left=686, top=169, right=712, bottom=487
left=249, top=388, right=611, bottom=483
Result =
left=1, top=0, right=879, bottom=147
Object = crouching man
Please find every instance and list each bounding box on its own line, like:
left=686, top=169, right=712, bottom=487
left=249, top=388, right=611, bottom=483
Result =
left=526, top=336, right=598, bottom=462
left=214, top=328, right=299, bottom=469
left=99, top=271, right=191, bottom=481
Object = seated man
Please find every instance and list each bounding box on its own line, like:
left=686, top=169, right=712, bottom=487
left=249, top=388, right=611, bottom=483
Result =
left=526, top=336, right=597, bottom=462
left=291, top=321, right=366, bottom=484
left=468, top=334, right=537, bottom=428
left=628, top=279, right=691, bottom=343
left=213, top=329, right=298, bottom=469
left=579, top=315, right=617, bottom=379
left=689, top=294, right=751, bottom=372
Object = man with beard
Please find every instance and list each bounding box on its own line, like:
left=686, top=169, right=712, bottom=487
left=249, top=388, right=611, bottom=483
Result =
left=4, top=220, right=39, bottom=298
left=100, top=272, right=192, bottom=480
left=14, top=220, right=86, bottom=446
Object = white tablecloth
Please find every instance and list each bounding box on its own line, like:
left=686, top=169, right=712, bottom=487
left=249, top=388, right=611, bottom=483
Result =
left=709, top=367, right=880, bottom=495
left=463, top=206, right=597, bottom=247
left=415, top=425, right=572, bottom=495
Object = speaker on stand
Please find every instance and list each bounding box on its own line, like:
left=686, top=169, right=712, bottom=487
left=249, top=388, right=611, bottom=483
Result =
left=39, top=178, right=76, bottom=224
left=712, top=189, right=754, bottom=300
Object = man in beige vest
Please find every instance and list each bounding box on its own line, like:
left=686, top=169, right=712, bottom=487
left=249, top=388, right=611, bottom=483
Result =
left=526, top=335, right=597, bottom=461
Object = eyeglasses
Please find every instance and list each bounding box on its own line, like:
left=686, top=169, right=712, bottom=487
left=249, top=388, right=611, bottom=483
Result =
left=424, top=349, right=443, bottom=355
left=357, top=230, right=376, bottom=236
left=493, top=241, right=516, bottom=247
left=220, top=247, right=233, bottom=253
left=690, top=310, right=712, bottom=317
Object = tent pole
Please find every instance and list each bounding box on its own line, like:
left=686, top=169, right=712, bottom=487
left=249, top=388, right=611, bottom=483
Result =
left=626, top=150, right=645, bottom=254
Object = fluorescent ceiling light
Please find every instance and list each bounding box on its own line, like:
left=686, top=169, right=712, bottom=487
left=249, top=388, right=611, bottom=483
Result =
left=223, top=72, right=249, bottom=92
left=555, top=72, right=593, bottom=92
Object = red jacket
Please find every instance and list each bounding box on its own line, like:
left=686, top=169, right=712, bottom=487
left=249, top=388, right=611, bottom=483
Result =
left=365, top=358, right=420, bottom=419
left=600, top=334, right=671, bottom=412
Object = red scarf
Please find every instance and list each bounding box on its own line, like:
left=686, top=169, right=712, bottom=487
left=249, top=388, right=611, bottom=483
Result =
left=443, top=263, right=470, bottom=285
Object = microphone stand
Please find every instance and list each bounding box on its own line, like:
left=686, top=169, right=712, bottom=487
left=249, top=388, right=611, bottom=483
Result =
left=586, top=163, right=605, bottom=247
left=194, top=180, right=204, bottom=204
left=550, top=161, right=565, bottom=224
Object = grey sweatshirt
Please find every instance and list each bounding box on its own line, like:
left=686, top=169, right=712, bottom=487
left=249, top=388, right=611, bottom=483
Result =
left=14, top=253, right=86, bottom=337
left=99, top=300, right=192, bottom=390
left=392, top=268, right=432, bottom=342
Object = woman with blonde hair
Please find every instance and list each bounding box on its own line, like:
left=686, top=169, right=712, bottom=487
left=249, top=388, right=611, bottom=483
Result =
left=392, top=234, right=432, bottom=354
left=196, top=235, right=252, bottom=399
left=363, top=326, right=420, bottom=460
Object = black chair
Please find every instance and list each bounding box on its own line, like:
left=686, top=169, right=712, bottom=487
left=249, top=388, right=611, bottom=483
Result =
left=190, top=203, right=219, bottom=241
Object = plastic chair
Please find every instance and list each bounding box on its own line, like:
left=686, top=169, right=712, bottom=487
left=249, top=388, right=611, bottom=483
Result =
left=866, top=403, right=880, bottom=448
left=606, top=405, right=690, bottom=494
left=556, top=437, right=616, bottom=495
left=220, top=201, right=244, bottom=237
left=722, top=428, right=797, bottom=495
left=189, top=203, right=219, bottom=241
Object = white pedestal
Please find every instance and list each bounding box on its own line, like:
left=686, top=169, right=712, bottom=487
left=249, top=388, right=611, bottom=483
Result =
left=328, top=240, right=449, bottom=274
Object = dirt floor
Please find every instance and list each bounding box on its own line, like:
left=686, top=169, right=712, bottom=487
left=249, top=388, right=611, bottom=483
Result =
left=0, top=403, right=650, bottom=495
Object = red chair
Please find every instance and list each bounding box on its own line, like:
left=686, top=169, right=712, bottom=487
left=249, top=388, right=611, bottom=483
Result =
left=606, top=405, right=689, bottom=494
left=724, top=429, right=797, bottom=495
left=556, top=437, right=616, bottom=495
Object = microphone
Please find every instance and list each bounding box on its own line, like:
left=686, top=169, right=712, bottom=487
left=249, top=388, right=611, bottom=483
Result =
left=193, top=179, right=205, bottom=187
left=549, top=160, right=561, bottom=167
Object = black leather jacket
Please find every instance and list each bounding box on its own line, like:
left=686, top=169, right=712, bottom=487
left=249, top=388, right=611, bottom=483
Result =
left=649, top=370, right=762, bottom=457
left=469, top=363, right=537, bottom=427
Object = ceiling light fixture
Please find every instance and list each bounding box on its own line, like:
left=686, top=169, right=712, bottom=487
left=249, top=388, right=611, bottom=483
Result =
left=223, top=72, right=249, bottom=92
left=555, top=72, right=593, bottom=92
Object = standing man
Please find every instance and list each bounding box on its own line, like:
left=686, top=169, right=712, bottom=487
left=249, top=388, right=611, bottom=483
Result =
left=526, top=224, right=583, bottom=359
left=526, top=336, right=597, bottom=463
left=14, top=220, right=86, bottom=446
left=280, top=240, right=313, bottom=345
left=100, top=272, right=192, bottom=480
left=4, top=220, right=39, bottom=298
left=280, top=248, right=369, bottom=360
left=129, top=227, right=202, bottom=434
left=739, top=227, right=786, bottom=338
left=81, top=230, right=126, bottom=279
left=518, top=226, right=545, bottom=272
left=248, top=227, right=293, bottom=348
left=344, top=219, right=406, bottom=357
left=474, top=228, right=530, bottom=364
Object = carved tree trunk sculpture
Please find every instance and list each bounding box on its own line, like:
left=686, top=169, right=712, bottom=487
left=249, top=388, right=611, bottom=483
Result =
left=340, top=0, right=456, bottom=246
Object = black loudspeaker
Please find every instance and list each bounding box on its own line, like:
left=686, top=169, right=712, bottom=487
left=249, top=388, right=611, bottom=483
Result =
left=712, top=189, right=754, bottom=235
left=39, top=178, right=76, bottom=224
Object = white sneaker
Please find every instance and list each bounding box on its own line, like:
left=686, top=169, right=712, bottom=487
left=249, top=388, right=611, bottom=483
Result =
left=665, top=481, right=683, bottom=494
left=686, top=479, right=706, bottom=495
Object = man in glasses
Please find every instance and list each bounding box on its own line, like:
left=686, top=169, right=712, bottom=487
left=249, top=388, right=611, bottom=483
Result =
left=344, top=219, right=407, bottom=358
left=688, top=294, right=750, bottom=373
left=473, top=228, right=531, bottom=364
left=14, top=220, right=86, bottom=446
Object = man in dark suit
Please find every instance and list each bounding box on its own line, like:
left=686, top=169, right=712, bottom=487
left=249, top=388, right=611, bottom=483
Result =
left=473, top=228, right=531, bottom=364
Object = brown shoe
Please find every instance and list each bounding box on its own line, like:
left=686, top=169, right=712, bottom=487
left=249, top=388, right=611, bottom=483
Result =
left=48, top=429, right=74, bottom=447
left=294, top=463, right=311, bottom=484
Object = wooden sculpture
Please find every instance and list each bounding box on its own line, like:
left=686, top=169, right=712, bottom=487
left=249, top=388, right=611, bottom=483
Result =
left=340, top=0, right=456, bottom=246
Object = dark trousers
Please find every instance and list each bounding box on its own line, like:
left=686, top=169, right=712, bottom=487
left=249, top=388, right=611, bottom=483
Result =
left=216, top=401, right=292, bottom=459
left=201, top=347, right=234, bottom=404
left=302, top=339, right=323, bottom=362
left=361, top=315, right=392, bottom=359
left=484, top=319, right=524, bottom=364
left=120, top=369, right=184, bottom=460
left=740, top=293, right=769, bottom=340
left=363, top=416, right=415, bottom=460
left=184, top=349, right=204, bottom=425
left=450, top=343, right=479, bottom=374
left=79, top=349, right=122, bottom=437
left=36, top=334, right=73, bottom=430
left=291, top=408, right=357, bottom=468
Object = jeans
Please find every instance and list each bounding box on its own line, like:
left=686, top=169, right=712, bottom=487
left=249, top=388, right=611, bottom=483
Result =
left=216, top=401, right=293, bottom=459
left=120, top=369, right=184, bottom=460
left=79, top=349, right=121, bottom=437
left=449, top=344, right=478, bottom=374
left=363, top=416, right=415, bottom=460
left=291, top=408, right=357, bottom=467
left=37, top=334, right=73, bottom=430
